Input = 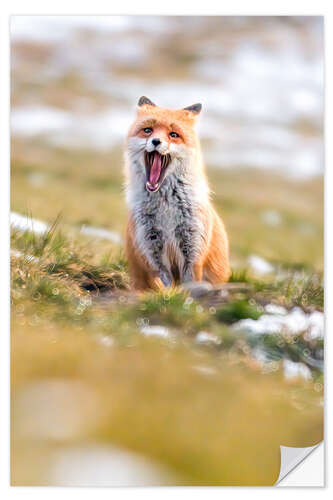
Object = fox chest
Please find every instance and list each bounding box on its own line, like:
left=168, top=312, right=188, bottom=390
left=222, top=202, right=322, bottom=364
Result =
left=136, top=196, right=192, bottom=245
left=133, top=183, right=204, bottom=273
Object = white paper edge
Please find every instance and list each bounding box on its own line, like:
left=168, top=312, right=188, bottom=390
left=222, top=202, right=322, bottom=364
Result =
left=275, top=442, right=324, bottom=485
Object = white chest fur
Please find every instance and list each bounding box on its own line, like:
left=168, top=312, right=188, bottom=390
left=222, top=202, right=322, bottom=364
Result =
left=128, top=172, right=207, bottom=280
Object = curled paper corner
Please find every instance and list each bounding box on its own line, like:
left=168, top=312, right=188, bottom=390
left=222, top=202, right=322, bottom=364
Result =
left=276, top=443, right=323, bottom=484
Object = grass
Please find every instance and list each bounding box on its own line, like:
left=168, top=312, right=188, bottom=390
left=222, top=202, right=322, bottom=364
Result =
left=10, top=138, right=324, bottom=486
left=215, top=299, right=262, bottom=324
left=11, top=226, right=129, bottom=295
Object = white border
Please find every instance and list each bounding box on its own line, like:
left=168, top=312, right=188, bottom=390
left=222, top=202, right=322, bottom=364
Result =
left=1, top=2, right=331, bottom=497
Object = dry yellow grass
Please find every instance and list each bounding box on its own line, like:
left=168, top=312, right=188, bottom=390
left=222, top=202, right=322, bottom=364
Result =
left=11, top=319, right=323, bottom=486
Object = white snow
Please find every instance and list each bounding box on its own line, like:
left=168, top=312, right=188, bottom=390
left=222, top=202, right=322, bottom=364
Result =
left=233, top=306, right=324, bottom=338
left=10, top=249, right=38, bottom=262
left=264, top=304, right=288, bottom=315
left=80, top=225, right=122, bottom=244
left=251, top=346, right=271, bottom=365
left=248, top=255, right=275, bottom=275
left=11, top=106, right=73, bottom=136
left=305, top=311, right=325, bottom=340
left=11, top=105, right=132, bottom=151
left=10, top=16, right=132, bottom=42
left=139, top=325, right=170, bottom=339
left=10, top=211, right=123, bottom=245
left=50, top=444, right=171, bottom=486
left=252, top=348, right=314, bottom=380
left=195, top=331, right=221, bottom=345
left=10, top=212, right=49, bottom=234
left=283, top=359, right=312, bottom=380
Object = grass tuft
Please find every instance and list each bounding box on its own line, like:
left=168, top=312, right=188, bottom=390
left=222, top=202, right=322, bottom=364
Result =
left=216, top=299, right=262, bottom=324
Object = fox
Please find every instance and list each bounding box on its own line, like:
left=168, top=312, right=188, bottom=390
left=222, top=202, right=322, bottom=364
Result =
left=124, top=96, right=231, bottom=290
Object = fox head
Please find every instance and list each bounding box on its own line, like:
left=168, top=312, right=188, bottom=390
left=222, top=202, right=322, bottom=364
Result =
left=126, top=96, right=202, bottom=193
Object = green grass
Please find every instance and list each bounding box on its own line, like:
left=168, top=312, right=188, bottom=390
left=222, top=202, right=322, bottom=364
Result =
left=216, top=299, right=262, bottom=324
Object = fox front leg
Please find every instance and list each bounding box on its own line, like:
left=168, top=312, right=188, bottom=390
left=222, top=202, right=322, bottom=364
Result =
left=159, top=266, right=173, bottom=287
left=182, top=264, right=194, bottom=283
left=175, top=224, right=198, bottom=283
left=145, top=227, right=173, bottom=288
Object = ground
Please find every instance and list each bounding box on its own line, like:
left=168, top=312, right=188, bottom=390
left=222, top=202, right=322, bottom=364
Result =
left=10, top=138, right=323, bottom=486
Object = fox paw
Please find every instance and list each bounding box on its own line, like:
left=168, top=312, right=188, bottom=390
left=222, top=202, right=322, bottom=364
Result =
left=160, top=270, right=172, bottom=288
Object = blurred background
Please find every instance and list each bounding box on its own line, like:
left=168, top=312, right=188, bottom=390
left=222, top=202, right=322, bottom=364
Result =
left=11, top=16, right=323, bottom=176
left=10, top=16, right=324, bottom=486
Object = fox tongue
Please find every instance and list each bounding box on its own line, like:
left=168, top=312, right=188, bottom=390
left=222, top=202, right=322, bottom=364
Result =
left=149, top=153, right=162, bottom=186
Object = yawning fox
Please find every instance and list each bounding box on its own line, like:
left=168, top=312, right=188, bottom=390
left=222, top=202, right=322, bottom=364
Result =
left=124, top=96, right=231, bottom=290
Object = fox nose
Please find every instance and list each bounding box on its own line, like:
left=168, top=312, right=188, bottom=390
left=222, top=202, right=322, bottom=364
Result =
left=152, top=138, right=161, bottom=147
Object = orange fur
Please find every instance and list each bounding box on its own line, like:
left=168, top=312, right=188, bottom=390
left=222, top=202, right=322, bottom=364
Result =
left=126, top=104, right=200, bottom=151
left=125, top=217, right=164, bottom=290
left=202, top=207, right=231, bottom=284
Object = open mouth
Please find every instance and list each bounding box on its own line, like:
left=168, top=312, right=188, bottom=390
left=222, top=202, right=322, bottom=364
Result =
left=144, top=151, right=171, bottom=193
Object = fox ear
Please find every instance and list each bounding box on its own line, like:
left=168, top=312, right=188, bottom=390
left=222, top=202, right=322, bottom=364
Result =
left=138, top=96, right=156, bottom=107
left=183, top=103, right=202, bottom=115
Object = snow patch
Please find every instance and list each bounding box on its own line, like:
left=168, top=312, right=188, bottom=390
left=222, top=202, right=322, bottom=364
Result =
left=80, top=225, right=122, bottom=244
left=11, top=212, right=49, bottom=234
left=11, top=249, right=39, bottom=262
left=233, top=306, right=324, bottom=338
left=248, top=255, right=274, bottom=275
left=283, top=359, right=312, bottom=380
left=11, top=16, right=132, bottom=42
left=264, top=304, right=288, bottom=315
left=139, top=325, right=170, bottom=338
left=50, top=444, right=170, bottom=486
left=11, top=105, right=132, bottom=151
left=11, top=106, right=73, bottom=136
left=195, top=331, right=221, bottom=345
left=252, top=348, right=314, bottom=380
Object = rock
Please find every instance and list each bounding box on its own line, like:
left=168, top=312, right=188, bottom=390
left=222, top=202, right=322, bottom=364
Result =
left=181, top=281, right=213, bottom=299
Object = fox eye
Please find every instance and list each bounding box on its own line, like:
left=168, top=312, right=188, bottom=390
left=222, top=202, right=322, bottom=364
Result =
left=143, top=127, right=152, bottom=134
left=169, top=131, right=179, bottom=138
